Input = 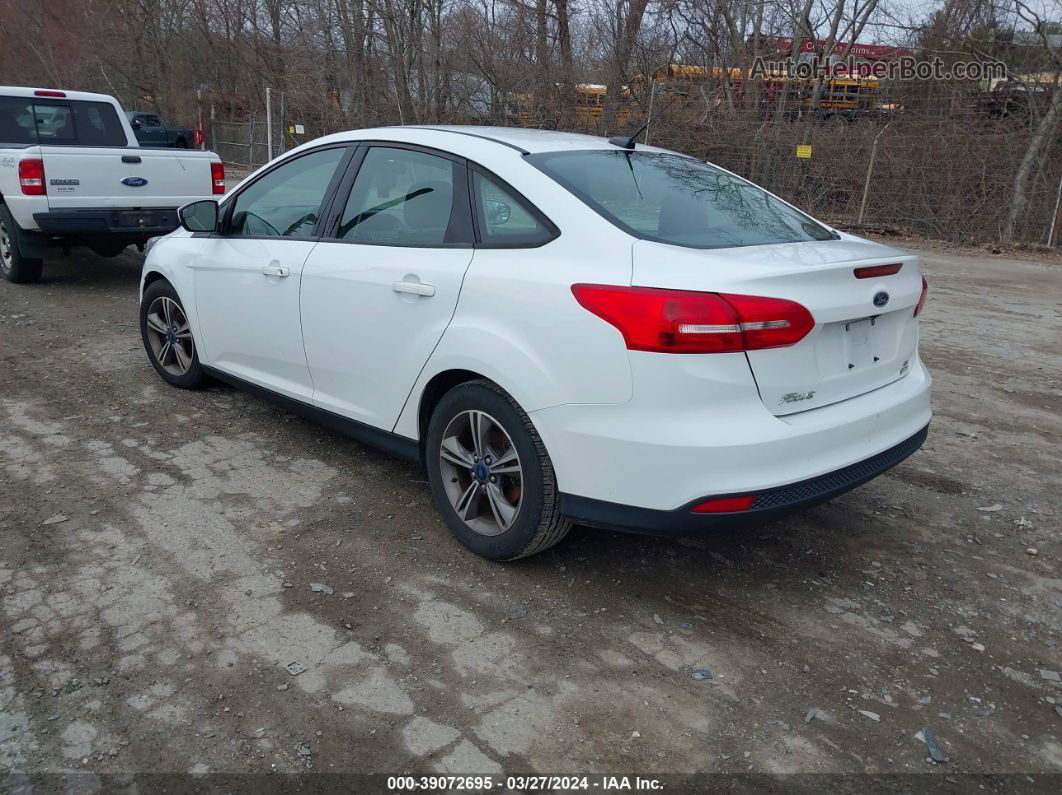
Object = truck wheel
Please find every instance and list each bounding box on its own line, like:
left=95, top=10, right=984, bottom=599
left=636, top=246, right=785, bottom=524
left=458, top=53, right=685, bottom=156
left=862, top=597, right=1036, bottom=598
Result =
left=174, top=138, right=189, bottom=149
left=140, top=279, right=205, bottom=389
left=0, top=204, right=44, bottom=284
left=425, top=380, right=571, bottom=560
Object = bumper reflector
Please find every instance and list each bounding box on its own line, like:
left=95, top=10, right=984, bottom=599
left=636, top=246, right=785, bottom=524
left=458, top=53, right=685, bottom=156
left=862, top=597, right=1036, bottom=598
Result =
left=691, top=495, right=755, bottom=513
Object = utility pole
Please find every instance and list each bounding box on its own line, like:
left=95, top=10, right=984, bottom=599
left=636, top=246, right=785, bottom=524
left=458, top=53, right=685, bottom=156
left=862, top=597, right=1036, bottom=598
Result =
left=645, top=81, right=656, bottom=145
left=266, top=87, right=273, bottom=161
left=196, top=87, right=204, bottom=150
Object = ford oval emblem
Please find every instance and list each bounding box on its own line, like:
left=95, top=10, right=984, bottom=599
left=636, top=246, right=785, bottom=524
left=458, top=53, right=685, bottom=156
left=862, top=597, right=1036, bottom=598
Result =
left=872, top=291, right=890, bottom=308
left=121, top=176, right=148, bottom=187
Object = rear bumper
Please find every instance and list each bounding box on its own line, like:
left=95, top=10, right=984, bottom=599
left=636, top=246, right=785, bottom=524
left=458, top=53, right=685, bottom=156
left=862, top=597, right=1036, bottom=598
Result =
left=559, top=424, right=928, bottom=534
left=33, top=207, right=180, bottom=240
left=534, top=353, right=932, bottom=521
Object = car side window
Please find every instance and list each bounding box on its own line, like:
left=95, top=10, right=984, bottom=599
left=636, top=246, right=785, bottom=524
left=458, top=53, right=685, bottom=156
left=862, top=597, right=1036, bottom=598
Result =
left=337, top=147, right=467, bottom=246
left=228, top=147, right=346, bottom=238
left=144, top=115, right=161, bottom=127
left=471, top=170, right=554, bottom=247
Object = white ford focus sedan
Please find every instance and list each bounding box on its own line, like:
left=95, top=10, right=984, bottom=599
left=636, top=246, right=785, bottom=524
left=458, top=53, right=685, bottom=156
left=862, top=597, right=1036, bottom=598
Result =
left=139, top=126, right=931, bottom=560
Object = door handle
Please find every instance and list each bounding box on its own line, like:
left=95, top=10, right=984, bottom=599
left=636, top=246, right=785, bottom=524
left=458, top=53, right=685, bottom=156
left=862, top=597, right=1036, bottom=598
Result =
left=392, top=280, right=435, bottom=297
left=262, top=263, right=290, bottom=278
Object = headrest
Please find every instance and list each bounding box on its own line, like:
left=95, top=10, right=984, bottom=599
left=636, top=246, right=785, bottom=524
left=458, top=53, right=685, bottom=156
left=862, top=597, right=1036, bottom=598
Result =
left=403, top=181, right=451, bottom=230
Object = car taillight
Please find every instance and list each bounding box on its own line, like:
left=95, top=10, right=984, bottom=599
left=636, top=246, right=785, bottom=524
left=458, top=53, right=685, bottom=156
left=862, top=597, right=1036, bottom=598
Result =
left=34, top=89, right=66, bottom=97
left=19, top=159, right=46, bottom=195
left=570, top=284, right=814, bottom=354
left=210, top=161, right=225, bottom=194
left=913, top=276, right=928, bottom=317
left=723, top=292, right=816, bottom=350
left=691, top=495, right=755, bottom=513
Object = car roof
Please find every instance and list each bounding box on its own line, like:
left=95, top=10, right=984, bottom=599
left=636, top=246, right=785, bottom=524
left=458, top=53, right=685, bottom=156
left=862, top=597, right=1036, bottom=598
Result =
left=320, top=125, right=660, bottom=156
left=405, top=125, right=620, bottom=154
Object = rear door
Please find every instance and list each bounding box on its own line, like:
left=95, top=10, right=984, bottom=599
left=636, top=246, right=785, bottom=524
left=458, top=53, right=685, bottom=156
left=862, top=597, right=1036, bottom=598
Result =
left=631, top=236, right=923, bottom=415
left=300, top=144, right=475, bottom=429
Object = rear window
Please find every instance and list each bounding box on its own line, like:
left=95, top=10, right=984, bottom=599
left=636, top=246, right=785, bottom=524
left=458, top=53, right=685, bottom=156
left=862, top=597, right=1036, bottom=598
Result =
left=527, top=150, right=837, bottom=249
left=0, top=96, right=127, bottom=147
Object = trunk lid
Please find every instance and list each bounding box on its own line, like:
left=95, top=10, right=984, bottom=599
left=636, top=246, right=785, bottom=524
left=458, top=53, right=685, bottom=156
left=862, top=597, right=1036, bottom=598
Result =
left=631, top=236, right=923, bottom=415
left=40, top=146, right=217, bottom=209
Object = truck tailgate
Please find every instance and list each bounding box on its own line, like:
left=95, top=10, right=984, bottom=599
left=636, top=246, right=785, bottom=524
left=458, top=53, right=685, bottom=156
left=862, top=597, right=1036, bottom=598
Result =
left=40, top=147, right=216, bottom=209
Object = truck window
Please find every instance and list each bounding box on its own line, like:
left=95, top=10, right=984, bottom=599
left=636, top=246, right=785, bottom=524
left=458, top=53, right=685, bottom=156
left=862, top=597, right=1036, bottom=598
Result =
left=0, top=97, right=37, bottom=144
left=0, top=97, right=127, bottom=147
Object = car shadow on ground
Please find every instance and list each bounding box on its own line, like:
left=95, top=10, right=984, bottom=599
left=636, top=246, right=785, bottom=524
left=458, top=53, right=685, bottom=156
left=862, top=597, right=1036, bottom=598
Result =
left=26, top=248, right=145, bottom=290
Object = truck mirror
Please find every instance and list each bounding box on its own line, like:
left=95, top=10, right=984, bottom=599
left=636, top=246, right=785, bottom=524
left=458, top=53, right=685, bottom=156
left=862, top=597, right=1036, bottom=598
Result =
left=131, top=118, right=143, bottom=130
left=178, top=200, right=218, bottom=233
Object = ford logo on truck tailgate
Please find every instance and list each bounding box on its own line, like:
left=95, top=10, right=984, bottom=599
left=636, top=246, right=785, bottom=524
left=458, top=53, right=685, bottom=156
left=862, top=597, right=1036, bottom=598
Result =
left=121, top=176, right=149, bottom=187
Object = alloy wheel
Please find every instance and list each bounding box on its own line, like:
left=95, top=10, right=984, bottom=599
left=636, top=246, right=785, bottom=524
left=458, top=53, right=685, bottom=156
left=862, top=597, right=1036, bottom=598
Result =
left=144, top=296, right=195, bottom=376
left=438, top=410, right=523, bottom=536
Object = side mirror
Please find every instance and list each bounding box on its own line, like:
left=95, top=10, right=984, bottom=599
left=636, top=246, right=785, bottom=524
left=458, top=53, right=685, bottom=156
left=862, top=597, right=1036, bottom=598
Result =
left=485, top=199, right=511, bottom=226
left=131, top=118, right=143, bottom=130
left=179, top=200, right=218, bottom=233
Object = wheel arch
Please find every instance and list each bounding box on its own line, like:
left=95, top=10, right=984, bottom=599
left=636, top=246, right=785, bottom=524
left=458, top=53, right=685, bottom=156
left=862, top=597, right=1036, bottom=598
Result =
left=140, top=269, right=169, bottom=301
left=142, top=269, right=168, bottom=288
left=416, top=369, right=485, bottom=451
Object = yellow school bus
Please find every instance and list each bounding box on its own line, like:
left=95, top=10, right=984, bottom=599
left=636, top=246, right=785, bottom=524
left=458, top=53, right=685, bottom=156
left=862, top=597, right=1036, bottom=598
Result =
left=513, top=84, right=630, bottom=129
left=817, top=76, right=881, bottom=112
left=639, top=64, right=744, bottom=86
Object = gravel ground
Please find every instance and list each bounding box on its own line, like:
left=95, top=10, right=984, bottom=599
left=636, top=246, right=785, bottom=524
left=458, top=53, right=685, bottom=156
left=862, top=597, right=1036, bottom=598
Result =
left=0, top=242, right=1059, bottom=788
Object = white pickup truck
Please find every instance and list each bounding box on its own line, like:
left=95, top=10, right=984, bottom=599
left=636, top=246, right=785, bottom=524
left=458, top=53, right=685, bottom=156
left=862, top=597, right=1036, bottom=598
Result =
left=0, top=86, right=224, bottom=283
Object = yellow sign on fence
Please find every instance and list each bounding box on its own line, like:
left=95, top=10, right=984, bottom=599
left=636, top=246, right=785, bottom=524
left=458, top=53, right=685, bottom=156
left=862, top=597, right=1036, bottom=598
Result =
left=796, top=145, right=813, bottom=159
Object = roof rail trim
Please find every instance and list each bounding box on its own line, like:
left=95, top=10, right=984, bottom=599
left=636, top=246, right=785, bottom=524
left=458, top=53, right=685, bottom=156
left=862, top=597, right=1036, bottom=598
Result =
left=410, top=126, right=530, bottom=155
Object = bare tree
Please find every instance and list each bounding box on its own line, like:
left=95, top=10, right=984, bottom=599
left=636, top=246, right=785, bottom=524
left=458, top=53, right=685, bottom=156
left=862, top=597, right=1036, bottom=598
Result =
left=1003, top=0, right=1062, bottom=243
left=597, top=0, right=651, bottom=131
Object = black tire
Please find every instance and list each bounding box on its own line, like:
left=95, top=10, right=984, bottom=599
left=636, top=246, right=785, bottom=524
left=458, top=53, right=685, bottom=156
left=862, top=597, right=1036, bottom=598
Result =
left=140, top=279, right=206, bottom=389
left=0, top=204, right=44, bottom=284
left=425, top=379, right=571, bottom=560
left=174, top=138, right=189, bottom=149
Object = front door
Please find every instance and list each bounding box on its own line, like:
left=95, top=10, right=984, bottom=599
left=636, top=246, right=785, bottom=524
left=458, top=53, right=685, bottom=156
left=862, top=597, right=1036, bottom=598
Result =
left=192, top=145, right=350, bottom=401
left=300, top=144, right=475, bottom=429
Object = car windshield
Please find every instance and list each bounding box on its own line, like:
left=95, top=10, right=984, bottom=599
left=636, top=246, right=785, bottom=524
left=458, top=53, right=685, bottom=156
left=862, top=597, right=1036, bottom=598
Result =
left=527, top=149, right=837, bottom=249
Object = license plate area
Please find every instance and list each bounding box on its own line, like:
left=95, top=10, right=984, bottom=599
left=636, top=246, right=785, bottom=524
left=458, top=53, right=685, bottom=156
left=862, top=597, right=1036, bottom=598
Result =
left=115, top=210, right=175, bottom=229
left=843, top=317, right=877, bottom=369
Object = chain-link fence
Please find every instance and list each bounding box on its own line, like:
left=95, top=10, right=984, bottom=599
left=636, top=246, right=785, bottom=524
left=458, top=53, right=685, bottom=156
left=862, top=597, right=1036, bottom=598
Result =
left=209, top=117, right=274, bottom=170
